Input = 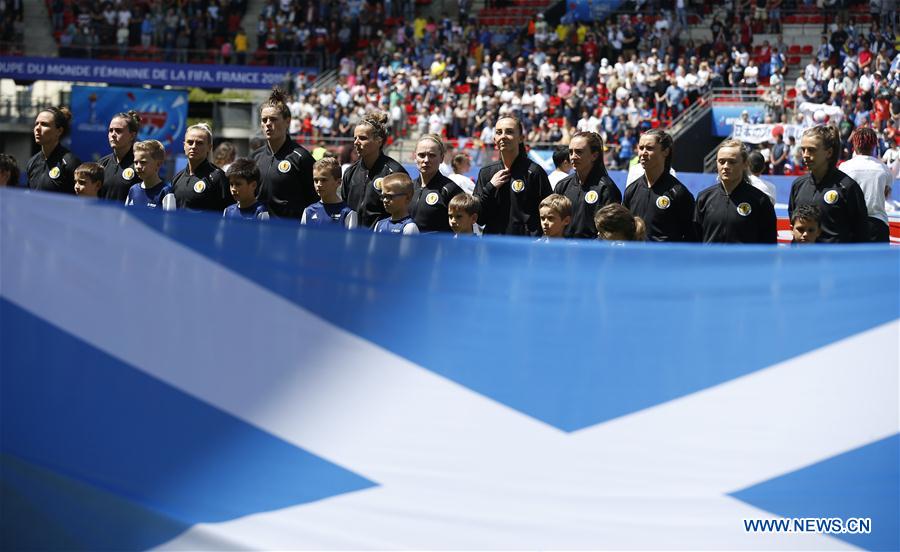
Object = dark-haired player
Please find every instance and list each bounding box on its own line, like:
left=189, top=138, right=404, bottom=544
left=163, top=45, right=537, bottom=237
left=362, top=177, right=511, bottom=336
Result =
left=474, top=115, right=552, bottom=236
left=26, top=106, right=81, bottom=194
left=98, top=110, right=141, bottom=202
left=554, top=131, right=621, bottom=238
left=251, top=87, right=316, bottom=220
left=623, top=129, right=695, bottom=241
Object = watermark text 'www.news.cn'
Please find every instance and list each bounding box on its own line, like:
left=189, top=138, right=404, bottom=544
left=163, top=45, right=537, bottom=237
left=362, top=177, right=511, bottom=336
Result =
left=744, top=518, right=872, bottom=534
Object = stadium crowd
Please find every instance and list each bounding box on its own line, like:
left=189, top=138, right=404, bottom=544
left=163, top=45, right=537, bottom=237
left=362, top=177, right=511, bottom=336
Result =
left=51, top=0, right=249, bottom=62
left=23, top=0, right=900, bottom=174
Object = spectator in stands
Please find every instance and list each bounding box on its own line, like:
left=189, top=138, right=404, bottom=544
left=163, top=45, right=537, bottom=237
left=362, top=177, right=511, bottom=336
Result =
left=98, top=110, right=140, bottom=202
left=548, top=146, right=571, bottom=191
left=748, top=151, right=777, bottom=205
left=26, top=107, right=81, bottom=195
left=770, top=131, right=789, bottom=176
left=449, top=153, right=476, bottom=195
left=213, top=142, right=237, bottom=172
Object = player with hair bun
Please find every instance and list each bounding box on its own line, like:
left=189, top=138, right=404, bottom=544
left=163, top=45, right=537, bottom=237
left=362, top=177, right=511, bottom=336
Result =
left=341, top=109, right=408, bottom=228
left=26, top=106, right=81, bottom=194
left=98, top=109, right=142, bottom=202
left=251, top=87, right=316, bottom=220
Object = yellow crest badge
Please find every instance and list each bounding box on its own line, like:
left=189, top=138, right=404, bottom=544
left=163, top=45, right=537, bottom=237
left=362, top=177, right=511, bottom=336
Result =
left=48, top=167, right=60, bottom=179
left=585, top=190, right=599, bottom=204
left=373, top=178, right=384, bottom=192
left=277, top=160, right=291, bottom=174
left=656, top=196, right=671, bottom=209
left=511, top=179, right=525, bottom=193
left=824, top=190, right=839, bottom=204
left=122, top=167, right=135, bottom=180
left=737, top=202, right=752, bottom=216
left=425, top=192, right=440, bottom=206
left=193, top=180, right=206, bottom=194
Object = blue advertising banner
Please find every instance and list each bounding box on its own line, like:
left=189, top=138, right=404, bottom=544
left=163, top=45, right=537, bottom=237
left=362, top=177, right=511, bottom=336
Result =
left=566, top=0, right=624, bottom=21
left=69, top=86, right=188, bottom=162
left=0, top=56, right=309, bottom=89
left=711, top=104, right=769, bottom=136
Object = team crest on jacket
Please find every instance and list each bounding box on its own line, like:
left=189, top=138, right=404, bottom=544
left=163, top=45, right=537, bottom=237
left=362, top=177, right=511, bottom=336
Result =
left=511, top=179, right=525, bottom=193
left=585, top=190, right=599, bottom=204
left=277, top=160, right=291, bottom=174
left=48, top=167, right=60, bottom=179
left=193, top=181, right=206, bottom=194
left=824, top=190, right=839, bottom=204
left=122, top=167, right=135, bottom=180
left=737, top=202, right=752, bottom=216
left=374, top=178, right=384, bottom=192
left=656, top=196, right=671, bottom=209
left=425, top=192, right=440, bottom=205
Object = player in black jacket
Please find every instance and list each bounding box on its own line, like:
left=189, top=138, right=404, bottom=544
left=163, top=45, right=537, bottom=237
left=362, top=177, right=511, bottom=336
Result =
left=167, top=123, right=233, bottom=212
left=341, top=110, right=408, bottom=228
left=97, top=110, right=140, bottom=202
left=474, top=116, right=552, bottom=236
left=25, top=106, right=81, bottom=195
left=789, top=124, right=869, bottom=243
left=555, top=131, right=622, bottom=238
left=624, top=129, right=696, bottom=241
left=251, top=88, right=316, bottom=220
left=694, top=140, right=777, bottom=244
left=409, top=134, right=463, bottom=233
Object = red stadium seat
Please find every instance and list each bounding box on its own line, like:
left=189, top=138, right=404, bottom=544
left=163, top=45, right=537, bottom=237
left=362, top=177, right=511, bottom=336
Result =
left=788, top=45, right=801, bottom=54
left=801, top=45, right=813, bottom=55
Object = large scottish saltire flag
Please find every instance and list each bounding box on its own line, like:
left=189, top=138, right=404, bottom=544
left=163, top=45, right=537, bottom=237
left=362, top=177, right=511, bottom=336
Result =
left=1, top=188, right=897, bottom=551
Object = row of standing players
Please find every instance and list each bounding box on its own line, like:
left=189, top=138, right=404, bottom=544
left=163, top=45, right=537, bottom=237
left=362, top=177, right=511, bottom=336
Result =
left=22, top=96, right=883, bottom=243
